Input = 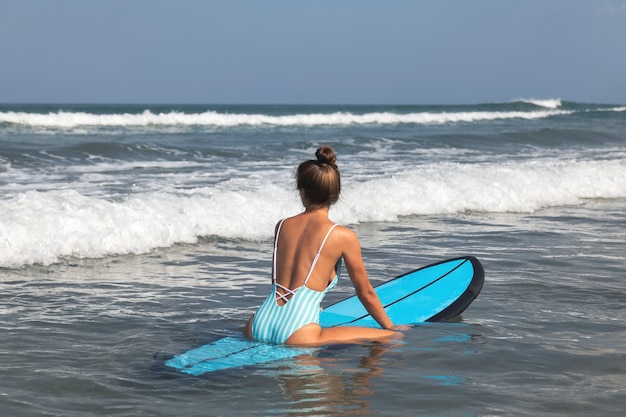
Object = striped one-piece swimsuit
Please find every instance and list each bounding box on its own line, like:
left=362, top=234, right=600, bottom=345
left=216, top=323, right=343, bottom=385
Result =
left=250, top=220, right=341, bottom=344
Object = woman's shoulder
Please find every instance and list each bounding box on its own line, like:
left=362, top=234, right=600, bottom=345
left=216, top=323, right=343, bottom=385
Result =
left=330, top=224, right=359, bottom=244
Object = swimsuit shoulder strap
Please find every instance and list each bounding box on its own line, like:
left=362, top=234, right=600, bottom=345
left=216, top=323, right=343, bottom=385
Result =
left=271, top=219, right=286, bottom=282
left=303, top=223, right=339, bottom=285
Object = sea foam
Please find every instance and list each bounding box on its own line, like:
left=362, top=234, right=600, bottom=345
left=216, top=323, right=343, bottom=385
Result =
left=1, top=158, right=624, bottom=268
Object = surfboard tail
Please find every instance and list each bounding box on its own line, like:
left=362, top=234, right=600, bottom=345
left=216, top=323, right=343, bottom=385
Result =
left=425, top=256, right=484, bottom=322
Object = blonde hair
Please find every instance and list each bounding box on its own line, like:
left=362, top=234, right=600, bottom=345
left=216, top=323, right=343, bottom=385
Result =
left=296, top=145, right=341, bottom=206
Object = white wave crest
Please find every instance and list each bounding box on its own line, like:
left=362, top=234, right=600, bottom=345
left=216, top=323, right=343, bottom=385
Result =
left=518, top=98, right=562, bottom=108
left=0, top=186, right=299, bottom=268
left=1, top=158, right=624, bottom=268
left=0, top=108, right=572, bottom=128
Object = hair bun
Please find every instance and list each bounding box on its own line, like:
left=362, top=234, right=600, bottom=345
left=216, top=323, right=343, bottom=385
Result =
left=315, top=145, right=337, bottom=167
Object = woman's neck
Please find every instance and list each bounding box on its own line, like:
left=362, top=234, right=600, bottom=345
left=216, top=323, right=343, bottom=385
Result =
left=303, top=204, right=330, bottom=215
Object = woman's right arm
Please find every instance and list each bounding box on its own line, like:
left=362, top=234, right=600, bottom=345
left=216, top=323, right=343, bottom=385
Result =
left=339, top=227, right=394, bottom=330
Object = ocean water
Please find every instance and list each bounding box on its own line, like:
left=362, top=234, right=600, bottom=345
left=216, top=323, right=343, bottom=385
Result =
left=1, top=100, right=625, bottom=416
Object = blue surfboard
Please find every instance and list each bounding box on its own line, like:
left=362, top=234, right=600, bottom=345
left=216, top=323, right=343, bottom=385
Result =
left=165, top=256, right=484, bottom=375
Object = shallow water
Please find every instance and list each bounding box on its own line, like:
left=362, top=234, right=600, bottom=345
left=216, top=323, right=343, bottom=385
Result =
left=2, top=101, right=625, bottom=415
left=2, top=198, right=625, bottom=416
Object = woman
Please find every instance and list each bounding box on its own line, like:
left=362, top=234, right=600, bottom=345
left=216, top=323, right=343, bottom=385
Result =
left=243, top=145, right=400, bottom=346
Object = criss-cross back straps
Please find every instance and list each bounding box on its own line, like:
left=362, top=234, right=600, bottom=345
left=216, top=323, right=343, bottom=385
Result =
left=272, top=219, right=338, bottom=302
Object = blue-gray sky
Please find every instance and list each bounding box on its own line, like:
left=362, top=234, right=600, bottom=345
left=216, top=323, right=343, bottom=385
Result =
left=1, top=0, right=625, bottom=104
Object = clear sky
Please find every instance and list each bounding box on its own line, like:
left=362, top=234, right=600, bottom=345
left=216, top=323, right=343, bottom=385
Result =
left=1, top=0, right=625, bottom=105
